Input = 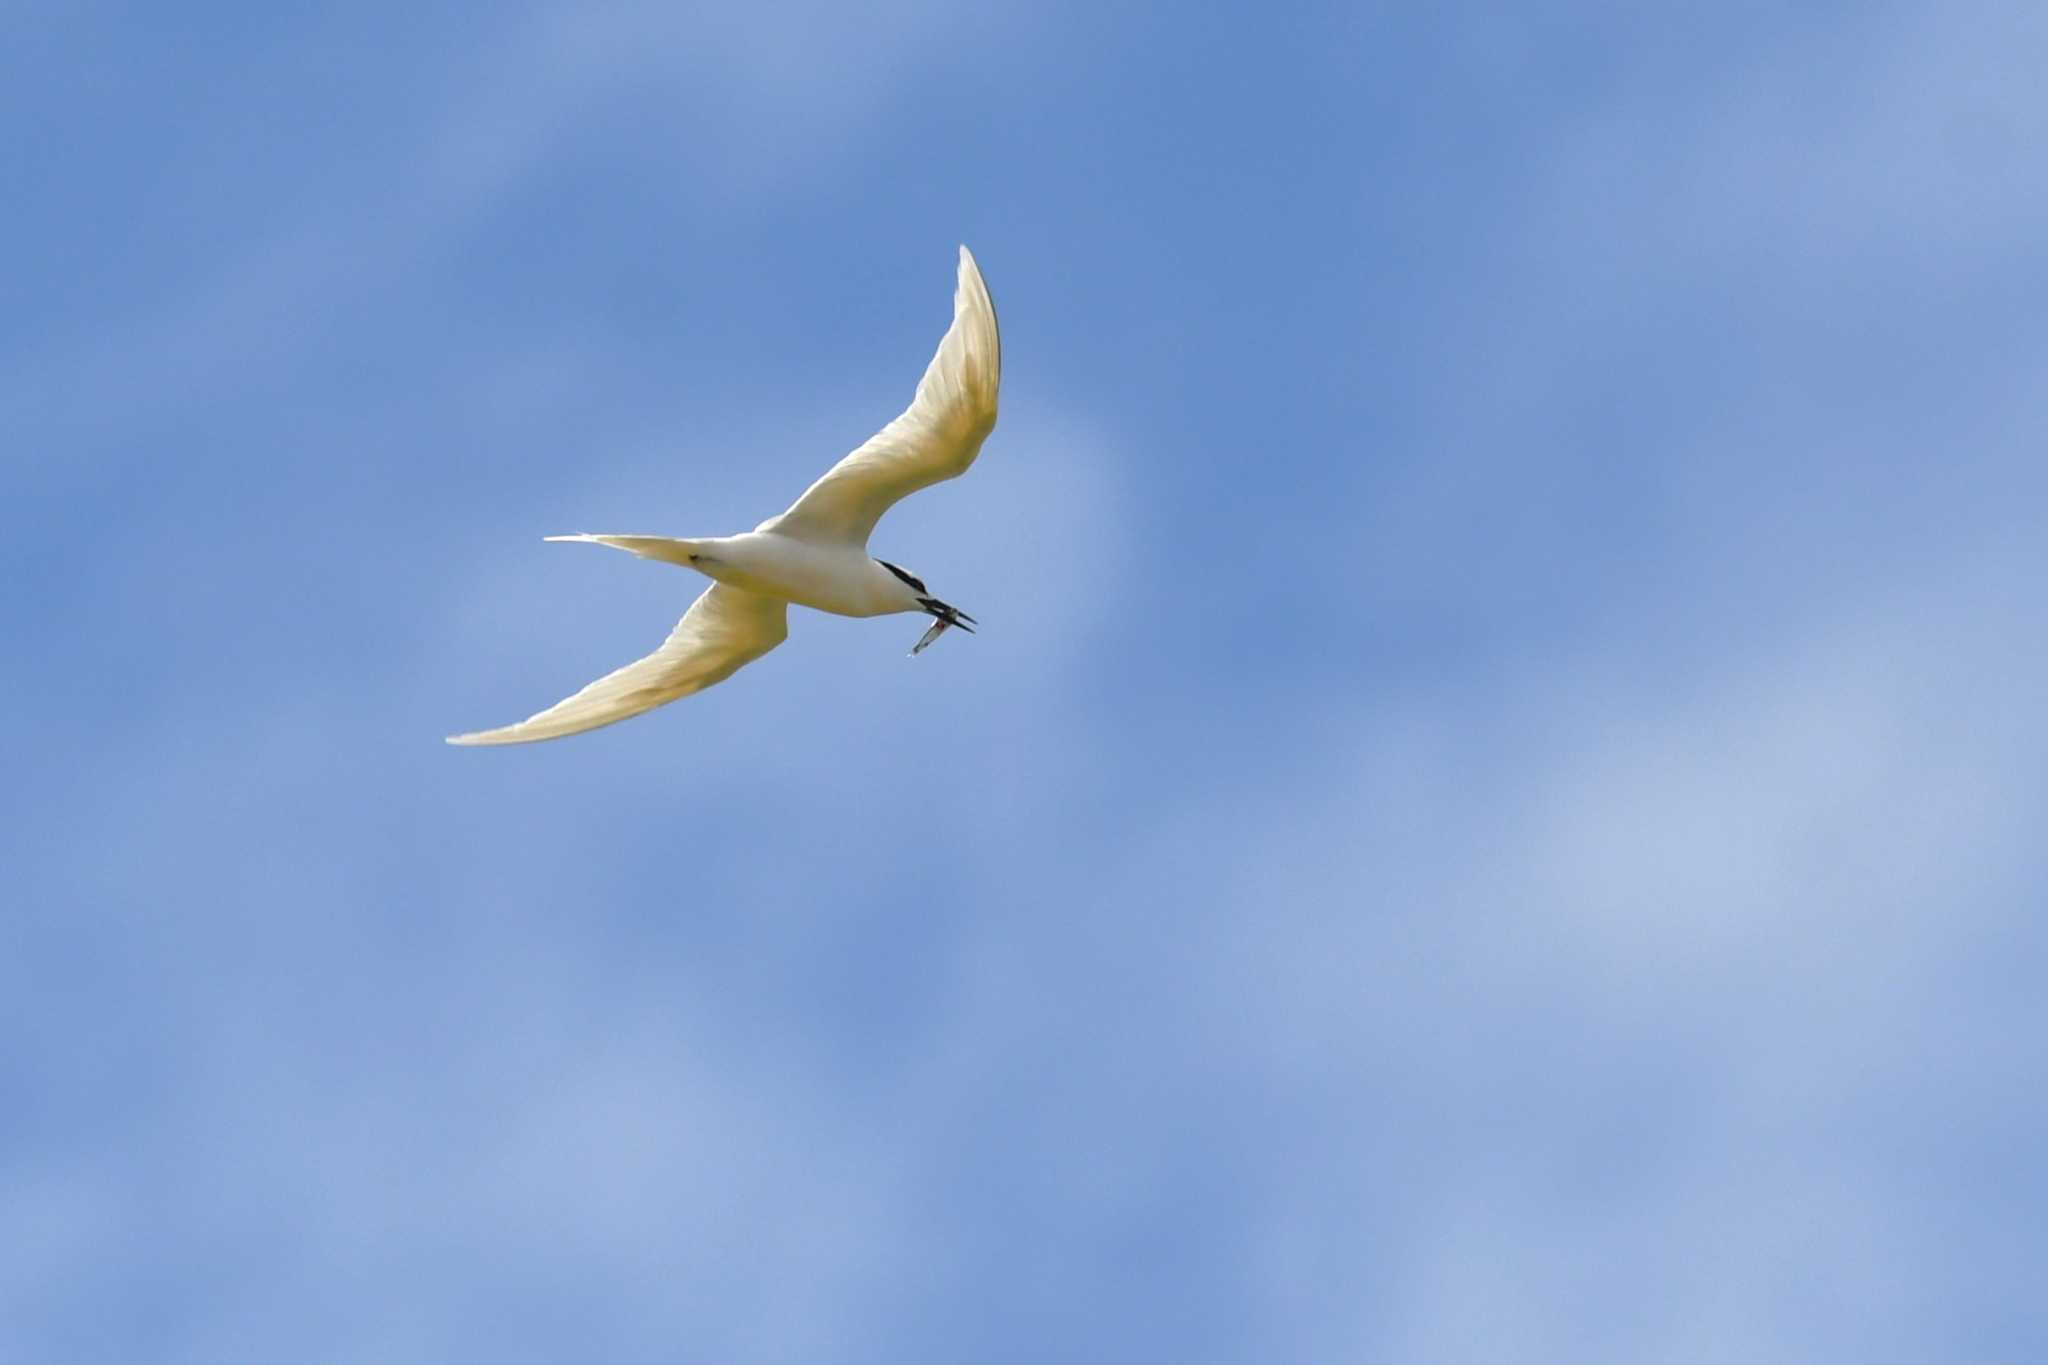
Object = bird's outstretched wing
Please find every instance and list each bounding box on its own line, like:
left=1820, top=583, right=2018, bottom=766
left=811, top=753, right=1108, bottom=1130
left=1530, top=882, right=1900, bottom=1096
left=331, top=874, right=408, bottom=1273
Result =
left=762, top=246, right=1001, bottom=547
left=446, top=584, right=788, bottom=746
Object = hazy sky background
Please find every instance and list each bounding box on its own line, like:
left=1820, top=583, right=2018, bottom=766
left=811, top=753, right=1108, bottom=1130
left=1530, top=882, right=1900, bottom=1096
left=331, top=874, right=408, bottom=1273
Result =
left=7, top=2, right=2046, bottom=1361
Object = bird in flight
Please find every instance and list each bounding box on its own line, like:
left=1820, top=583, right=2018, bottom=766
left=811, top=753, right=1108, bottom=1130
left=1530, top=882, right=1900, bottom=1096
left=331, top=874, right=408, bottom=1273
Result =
left=448, top=246, right=1001, bottom=747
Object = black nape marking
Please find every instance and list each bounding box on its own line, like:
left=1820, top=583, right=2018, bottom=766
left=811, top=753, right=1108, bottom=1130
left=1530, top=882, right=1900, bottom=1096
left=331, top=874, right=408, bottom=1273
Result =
left=877, top=559, right=927, bottom=594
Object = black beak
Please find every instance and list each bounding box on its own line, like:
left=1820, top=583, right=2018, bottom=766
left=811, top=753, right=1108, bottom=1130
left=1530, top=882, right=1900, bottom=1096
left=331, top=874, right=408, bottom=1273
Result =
left=912, top=599, right=977, bottom=655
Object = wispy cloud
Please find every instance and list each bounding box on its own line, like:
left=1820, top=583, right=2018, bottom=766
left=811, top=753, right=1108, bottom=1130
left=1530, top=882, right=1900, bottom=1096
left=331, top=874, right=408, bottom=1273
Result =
left=5, top=0, right=1045, bottom=481
left=7, top=2, right=2046, bottom=1362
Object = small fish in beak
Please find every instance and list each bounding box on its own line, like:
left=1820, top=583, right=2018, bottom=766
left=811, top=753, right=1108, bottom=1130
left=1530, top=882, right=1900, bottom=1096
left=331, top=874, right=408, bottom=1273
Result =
left=911, top=598, right=977, bottom=655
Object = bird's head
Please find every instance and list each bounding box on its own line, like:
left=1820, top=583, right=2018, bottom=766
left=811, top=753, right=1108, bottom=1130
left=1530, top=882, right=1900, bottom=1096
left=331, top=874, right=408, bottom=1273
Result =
left=876, top=558, right=977, bottom=655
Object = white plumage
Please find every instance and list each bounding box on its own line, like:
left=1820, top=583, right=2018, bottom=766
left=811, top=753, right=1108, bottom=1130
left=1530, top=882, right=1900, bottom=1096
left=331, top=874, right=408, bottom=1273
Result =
left=448, top=246, right=1001, bottom=747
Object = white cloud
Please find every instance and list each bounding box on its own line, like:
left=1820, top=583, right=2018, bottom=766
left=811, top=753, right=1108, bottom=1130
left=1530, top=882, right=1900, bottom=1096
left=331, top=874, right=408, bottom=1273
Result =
left=11, top=4, right=2045, bottom=1360
left=1114, top=541, right=2042, bottom=1362
left=7, top=0, right=1045, bottom=472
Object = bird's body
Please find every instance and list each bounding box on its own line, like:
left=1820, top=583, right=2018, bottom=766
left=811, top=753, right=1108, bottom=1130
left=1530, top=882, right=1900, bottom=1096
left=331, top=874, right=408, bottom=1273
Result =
left=576, top=532, right=914, bottom=618
left=448, top=246, right=1000, bottom=748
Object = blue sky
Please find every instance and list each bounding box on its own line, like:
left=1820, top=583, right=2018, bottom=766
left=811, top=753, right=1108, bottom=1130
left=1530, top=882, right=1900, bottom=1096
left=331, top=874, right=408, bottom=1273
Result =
left=6, top=2, right=2046, bottom=1361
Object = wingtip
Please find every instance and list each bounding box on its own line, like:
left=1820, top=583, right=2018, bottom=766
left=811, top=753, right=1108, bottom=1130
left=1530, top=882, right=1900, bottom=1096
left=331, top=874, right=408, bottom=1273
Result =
left=446, top=729, right=523, bottom=747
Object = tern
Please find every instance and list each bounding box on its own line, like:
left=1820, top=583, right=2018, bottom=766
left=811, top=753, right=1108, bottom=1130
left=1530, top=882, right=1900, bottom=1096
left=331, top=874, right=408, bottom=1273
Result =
left=447, top=246, right=1000, bottom=747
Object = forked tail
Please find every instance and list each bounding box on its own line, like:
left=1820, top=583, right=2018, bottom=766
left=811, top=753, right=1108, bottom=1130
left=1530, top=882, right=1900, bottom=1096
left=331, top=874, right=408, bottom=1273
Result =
left=544, top=534, right=707, bottom=567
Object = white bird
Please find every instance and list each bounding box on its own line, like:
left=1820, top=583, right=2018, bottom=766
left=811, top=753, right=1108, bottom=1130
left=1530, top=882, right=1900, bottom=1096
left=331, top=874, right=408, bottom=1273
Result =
left=447, top=246, right=1000, bottom=747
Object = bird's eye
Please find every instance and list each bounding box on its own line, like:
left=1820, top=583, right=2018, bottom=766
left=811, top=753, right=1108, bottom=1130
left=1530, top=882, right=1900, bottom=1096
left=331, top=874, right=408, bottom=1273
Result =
left=879, top=560, right=927, bottom=594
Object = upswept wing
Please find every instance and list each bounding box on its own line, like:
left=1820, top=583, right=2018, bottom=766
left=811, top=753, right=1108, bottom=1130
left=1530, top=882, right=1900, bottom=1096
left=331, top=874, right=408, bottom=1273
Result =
left=763, top=246, right=1001, bottom=546
left=445, top=584, right=788, bottom=746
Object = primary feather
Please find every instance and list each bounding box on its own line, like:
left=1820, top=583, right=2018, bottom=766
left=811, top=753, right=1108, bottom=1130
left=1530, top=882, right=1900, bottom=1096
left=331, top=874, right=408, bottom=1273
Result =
left=446, top=584, right=788, bottom=746
left=446, top=246, right=1000, bottom=747
left=763, top=246, right=1001, bottom=546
